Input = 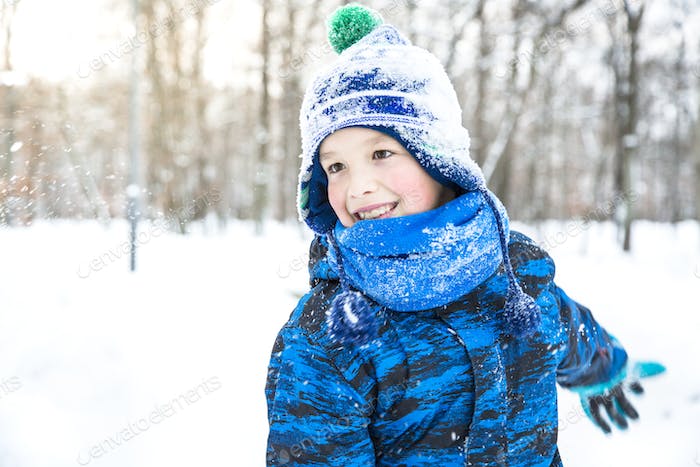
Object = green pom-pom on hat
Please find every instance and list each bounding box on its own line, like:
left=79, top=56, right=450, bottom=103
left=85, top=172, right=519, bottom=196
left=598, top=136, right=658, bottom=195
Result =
left=327, top=4, right=383, bottom=54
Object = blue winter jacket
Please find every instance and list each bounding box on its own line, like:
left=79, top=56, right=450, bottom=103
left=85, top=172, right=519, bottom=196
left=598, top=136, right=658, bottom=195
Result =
left=266, top=231, right=627, bottom=466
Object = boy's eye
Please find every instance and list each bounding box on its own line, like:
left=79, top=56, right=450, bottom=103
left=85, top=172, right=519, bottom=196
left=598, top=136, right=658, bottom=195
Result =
left=326, top=162, right=345, bottom=174
left=373, top=150, right=394, bottom=159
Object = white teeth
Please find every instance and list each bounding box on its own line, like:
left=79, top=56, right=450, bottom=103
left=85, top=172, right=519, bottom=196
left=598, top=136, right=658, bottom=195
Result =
left=357, top=204, right=395, bottom=220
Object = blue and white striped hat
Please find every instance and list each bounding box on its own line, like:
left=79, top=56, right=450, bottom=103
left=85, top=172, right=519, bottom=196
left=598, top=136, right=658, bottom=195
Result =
left=297, top=5, right=486, bottom=235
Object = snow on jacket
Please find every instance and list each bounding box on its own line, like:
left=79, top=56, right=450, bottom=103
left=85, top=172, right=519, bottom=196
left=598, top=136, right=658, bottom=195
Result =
left=265, top=231, right=627, bottom=466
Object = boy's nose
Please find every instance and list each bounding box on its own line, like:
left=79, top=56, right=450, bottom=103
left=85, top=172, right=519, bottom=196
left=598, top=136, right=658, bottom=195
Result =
left=348, top=169, right=377, bottom=198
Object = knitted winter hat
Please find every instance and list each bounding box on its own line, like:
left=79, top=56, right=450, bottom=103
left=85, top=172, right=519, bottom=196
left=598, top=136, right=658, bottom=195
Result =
left=297, top=4, right=540, bottom=341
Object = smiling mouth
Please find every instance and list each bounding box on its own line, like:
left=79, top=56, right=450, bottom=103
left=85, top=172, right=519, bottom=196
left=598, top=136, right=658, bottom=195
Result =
left=354, top=202, right=399, bottom=221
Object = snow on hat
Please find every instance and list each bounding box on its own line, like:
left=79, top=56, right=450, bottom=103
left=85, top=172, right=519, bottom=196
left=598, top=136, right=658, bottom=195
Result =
left=297, top=4, right=486, bottom=234
left=297, top=4, right=540, bottom=341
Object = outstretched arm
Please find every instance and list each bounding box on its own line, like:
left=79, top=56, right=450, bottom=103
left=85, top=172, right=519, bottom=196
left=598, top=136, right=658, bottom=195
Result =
left=555, top=287, right=628, bottom=389
left=554, top=287, right=665, bottom=433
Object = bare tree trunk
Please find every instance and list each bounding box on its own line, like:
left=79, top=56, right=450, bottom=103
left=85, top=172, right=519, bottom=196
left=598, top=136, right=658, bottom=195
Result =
left=695, top=138, right=700, bottom=221
left=1, top=2, right=18, bottom=225
left=144, top=1, right=165, bottom=220
left=217, top=122, right=232, bottom=227
left=610, top=0, right=644, bottom=251
left=538, top=73, right=556, bottom=220
left=192, top=6, right=214, bottom=226
left=166, top=1, right=187, bottom=233
left=696, top=94, right=700, bottom=221
left=669, top=34, right=685, bottom=223
left=622, top=8, right=639, bottom=250
left=276, top=0, right=297, bottom=223
left=254, top=0, right=271, bottom=234
left=471, top=0, right=488, bottom=166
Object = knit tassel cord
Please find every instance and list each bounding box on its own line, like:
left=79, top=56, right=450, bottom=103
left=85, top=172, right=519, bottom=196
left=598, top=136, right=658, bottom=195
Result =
left=325, top=230, right=379, bottom=346
left=479, top=188, right=542, bottom=338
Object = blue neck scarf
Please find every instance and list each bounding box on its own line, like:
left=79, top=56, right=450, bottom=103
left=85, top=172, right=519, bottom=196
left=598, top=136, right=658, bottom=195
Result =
left=330, top=191, right=509, bottom=312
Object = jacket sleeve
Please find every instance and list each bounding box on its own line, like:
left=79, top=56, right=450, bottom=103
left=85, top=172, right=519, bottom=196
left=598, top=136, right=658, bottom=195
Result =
left=507, top=231, right=628, bottom=389
left=554, top=286, right=628, bottom=389
left=265, top=318, right=375, bottom=466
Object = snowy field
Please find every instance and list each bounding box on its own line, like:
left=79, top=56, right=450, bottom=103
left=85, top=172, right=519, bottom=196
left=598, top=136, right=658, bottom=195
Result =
left=0, top=219, right=698, bottom=467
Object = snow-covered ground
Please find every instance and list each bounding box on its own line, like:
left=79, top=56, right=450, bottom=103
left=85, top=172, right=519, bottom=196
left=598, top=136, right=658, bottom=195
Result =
left=0, top=219, right=698, bottom=467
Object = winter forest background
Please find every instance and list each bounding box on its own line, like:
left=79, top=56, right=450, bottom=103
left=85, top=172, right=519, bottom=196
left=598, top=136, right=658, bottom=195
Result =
left=2, top=0, right=700, bottom=240
left=1, top=0, right=700, bottom=466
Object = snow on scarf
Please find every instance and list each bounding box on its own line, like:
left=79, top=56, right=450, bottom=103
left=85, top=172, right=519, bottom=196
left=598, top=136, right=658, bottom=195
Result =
left=328, top=191, right=507, bottom=311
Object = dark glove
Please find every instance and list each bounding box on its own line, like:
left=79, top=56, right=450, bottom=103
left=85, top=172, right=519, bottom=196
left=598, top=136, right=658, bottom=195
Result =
left=572, top=361, right=665, bottom=434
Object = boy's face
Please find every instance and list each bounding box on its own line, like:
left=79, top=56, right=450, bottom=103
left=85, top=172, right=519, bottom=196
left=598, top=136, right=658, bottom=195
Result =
left=319, top=127, right=455, bottom=227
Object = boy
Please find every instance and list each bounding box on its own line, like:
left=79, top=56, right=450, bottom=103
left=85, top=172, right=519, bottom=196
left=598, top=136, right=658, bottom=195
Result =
left=266, top=5, right=663, bottom=466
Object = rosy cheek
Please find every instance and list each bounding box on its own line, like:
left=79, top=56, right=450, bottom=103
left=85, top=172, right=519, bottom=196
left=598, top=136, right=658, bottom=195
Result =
left=389, top=175, right=428, bottom=209
left=411, top=187, right=435, bottom=211
left=327, top=185, right=344, bottom=213
left=327, top=181, right=355, bottom=226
